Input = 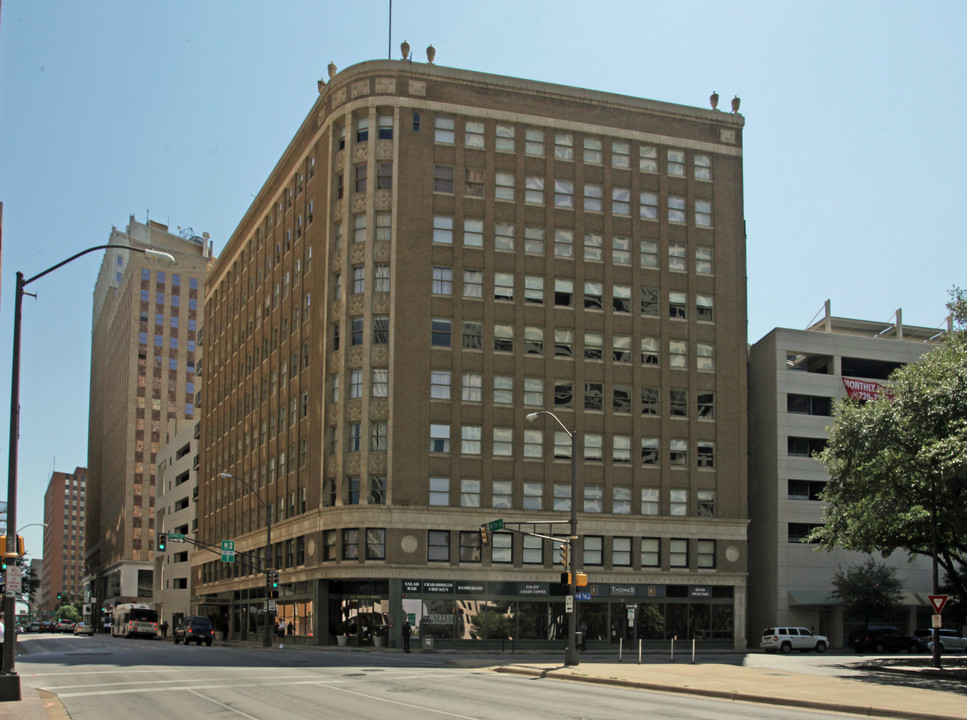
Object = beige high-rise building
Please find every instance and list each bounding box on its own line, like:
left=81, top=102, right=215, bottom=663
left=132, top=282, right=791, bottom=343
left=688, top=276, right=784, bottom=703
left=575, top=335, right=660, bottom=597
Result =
left=85, top=216, right=212, bottom=622
left=40, top=467, right=87, bottom=613
left=196, top=58, right=749, bottom=649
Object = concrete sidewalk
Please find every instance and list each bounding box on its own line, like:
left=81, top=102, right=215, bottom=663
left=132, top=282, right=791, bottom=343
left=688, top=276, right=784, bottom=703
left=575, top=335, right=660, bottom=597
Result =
left=495, top=659, right=967, bottom=720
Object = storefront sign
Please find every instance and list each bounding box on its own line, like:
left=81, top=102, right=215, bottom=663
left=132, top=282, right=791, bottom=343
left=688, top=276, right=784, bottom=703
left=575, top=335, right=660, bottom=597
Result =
left=689, top=586, right=711, bottom=598
left=517, top=583, right=549, bottom=596
left=403, top=580, right=421, bottom=593
left=422, top=581, right=454, bottom=594
left=610, top=584, right=637, bottom=597
left=456, top=582, right=485, bottom=594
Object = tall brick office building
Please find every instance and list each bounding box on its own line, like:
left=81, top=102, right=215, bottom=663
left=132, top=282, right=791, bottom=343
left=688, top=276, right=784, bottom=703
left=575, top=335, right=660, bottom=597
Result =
left=196, top=57, right=749, bottom=649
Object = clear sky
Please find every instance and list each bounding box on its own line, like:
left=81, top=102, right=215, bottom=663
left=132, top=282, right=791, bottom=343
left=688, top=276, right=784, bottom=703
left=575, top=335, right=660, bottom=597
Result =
left=1, top=0, right=964, bottom=564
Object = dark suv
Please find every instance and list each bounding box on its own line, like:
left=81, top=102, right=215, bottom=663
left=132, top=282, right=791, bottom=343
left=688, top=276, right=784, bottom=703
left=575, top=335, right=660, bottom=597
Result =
left=848, top=625, right=918, bottom=653
left=173, top=617, right=214, bottom=646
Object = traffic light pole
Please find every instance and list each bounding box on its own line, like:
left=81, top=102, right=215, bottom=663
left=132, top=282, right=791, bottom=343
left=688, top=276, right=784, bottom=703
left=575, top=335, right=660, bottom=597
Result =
left=565, top=429, right=579, bottom=667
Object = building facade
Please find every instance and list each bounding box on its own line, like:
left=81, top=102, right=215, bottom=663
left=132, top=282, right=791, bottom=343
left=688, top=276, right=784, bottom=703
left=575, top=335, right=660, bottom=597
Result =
left=747, top=305, right=943, bottom=647
left=153, top=419, right=200, bottom=630
left=85, top=216, right=212, bottom=624
left=40, top=467, right=87, bottom=614
left=196, top=58, right=749, bottom=649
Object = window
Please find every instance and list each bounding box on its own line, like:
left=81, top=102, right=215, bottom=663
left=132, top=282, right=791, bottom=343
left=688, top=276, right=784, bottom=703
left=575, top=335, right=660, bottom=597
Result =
left=613, top=486, right=632, bottom=514
left=428, top=529, right=450, bottom=561
left=640, top=191, right=658, bottom=220
left=669, top=339, right=687, bottom=369
left=612, top=139, right=630, bottom=168
left=356, top=117, right=369, bottom=142
left=462, top=373, right=482, bottom=402
left=698, top=392, right=715, bottom=419
left=613, top=384, right=632, bottom=413
left=354, top=164, right=367, bottom=192
left=696, top=247, right=713, bottom=275
left=495, top=172, right=514, bottom=201
left=376, top=212, right=391, bottom=242
left=342, top=528, right=359, bottom=560
left=669, top=291, right=687, bottom=319
left=459, top=530, right=482, bottom=563
left=524, top=128, right=544, bottom=156
left=353, top=213, right=366, bottom=243
left=584, top=281, right=603, bottom=310
left=523, top=428, right=543, bottom=458
left=429, top=478, right=449, bottom=505
left=613, top=435, right=631, bottom=464
left=432, top=267, right=453, bottom=295
left=641, top=537, right=660, bottom=567
left=613, top=284, right=631, bottom=313
left=464, top=167, right=484, bottom=196
left=348, top=423, right=361, bottom=452
left=612, top=537, right=632, bottom=566
left=430, top=370, right=451, bottom=399
left=495, top=222, right=514, bottom=251
left=461, top=426, right=482, bottom=455
left=432, top=163, right=456, bottom=194
left=641, top=287, right=659, bottom=316
left=523, top=482, right=542, bottom=510
left=350, top=369, right=363, bottom=398
left=668, top=195, right=686, bottom=223
left=523, top=377, right=543, bottom=407
left=696, top=294, right=714, bottom=322
left=435, top=116, right=455, bottom=143
left=667, top=149, right=685, bottom=176
left=584, top=434, right=603, bottom=463
left=371, top=422, right=387, bottom=451
left=613, top=236, right=631, bottom=265
left=788, top=523, right=822, bottom=543
left=641, top=487, right=659, bottom=514
left=524, top=226, right=544, bottom=255
left=583, top=136, right=602, bottom=164
left=493, top=324, right=513, bottom=352
left=584, top=184, right=602, bottom=212
left=554, top=229, right=573, bottom=258
left=697, top=442, right=715, bottom=469
left=378, top=113, right=393, bottom=139
left=787, top=394, right=833, bottom=416
left=612, top=187, right=630, bottom=215
left=463, top=218, right=483, bottom=248
left=493, top=427, right=513, bottom=456
left=670, top=389, right=687, bottom=417
left=460, top=478, right=481, bottom=507
left=462, top=321, right=482, bottom=349
left=788, top=436, right=826, bottom=456
left=525, top=176, right=544, bottom=204
left=431, top=318, right=451, bottom=347
left=697, top=490, right=716, bottom=517
left=464, top=120, right=484, bottom=147
left=554, top=278, right=573, bottom=307
left=554, top=180, right=574, bottom=208
left=640, top=145, right=658, bottom=173
left=554, top=328, right=574, bottom=357
left=524, top=326, right=544, bottom=355
left=695, top=199, right=712, bottom=226
left=412, top=111, right=420, bottom=130
left=669, top=538, right=688, bottom=567
left=351, top=265, right=365, bottom=294
left=553, top=483, right=571, bottom=512
left=584, top=483, right=603, bottom=511
left=584, top=381, right=603, bottom=410
left=366, top=528, right=386, bottom=560
left=493, top=375, right=513, bottom=404
left=584, top=231, right=603, bottom=261
left=641, top=337, right=659, bottom=366
left=351, top=317, right=364, bottom=345
left=494, top=272, right=514, bottom=301
left=788, top=479, right=827, bottom=501
left=583, top=536, right=603, bottom=566
left=430, top=425, right=450, bottom=453
left=670, top=440, right=687, bottom=468
left=522, top=535, right=543, bottom=564
left=697, top=343, right=715, bottom=371
left=554, top=382, right=573, bottom=410
left=553, top=132, right=574, bottom=160
left=584, top=333, right=602, bottom=361
left=669, top=243, right=686, bottom=272
left=373, top=315, right=389, bottom=344
left=495, top=124, right=515, bottom=152
left=696, top=539, right=715, bottom=568
left=613, top=334, right=632, bottom=363
left=377, top=162, right=393, bottom=190
left=492, top=532, right=512, bottom=563
left=372, top=369, right=388, bottom=398
left=524, top=275, right=544, bottom=304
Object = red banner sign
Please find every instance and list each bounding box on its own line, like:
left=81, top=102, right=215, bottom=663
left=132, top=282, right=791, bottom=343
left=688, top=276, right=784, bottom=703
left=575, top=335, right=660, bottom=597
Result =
left=842, top=377, right=893, bottom=402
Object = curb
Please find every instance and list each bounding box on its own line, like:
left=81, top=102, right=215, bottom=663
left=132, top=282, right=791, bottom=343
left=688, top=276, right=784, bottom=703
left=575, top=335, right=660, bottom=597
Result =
left=493, top=666, right=963, bottom=720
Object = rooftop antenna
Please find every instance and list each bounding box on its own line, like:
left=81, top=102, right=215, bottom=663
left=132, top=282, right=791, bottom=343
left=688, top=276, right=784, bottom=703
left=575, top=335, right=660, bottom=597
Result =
left=388, top=0, right=392, bottom=59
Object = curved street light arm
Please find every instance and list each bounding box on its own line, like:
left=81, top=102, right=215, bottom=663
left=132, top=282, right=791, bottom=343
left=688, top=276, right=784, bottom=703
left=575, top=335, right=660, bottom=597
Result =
left=525, top=410, right=574, bottom=438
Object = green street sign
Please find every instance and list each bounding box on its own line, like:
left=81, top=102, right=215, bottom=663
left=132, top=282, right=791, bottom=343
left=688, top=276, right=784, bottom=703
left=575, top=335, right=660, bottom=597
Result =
left=487, top=519, right=504, bottom=532
left=221, top=539, right=236, bottom=563
left=168, top=533, right=186, bottom=542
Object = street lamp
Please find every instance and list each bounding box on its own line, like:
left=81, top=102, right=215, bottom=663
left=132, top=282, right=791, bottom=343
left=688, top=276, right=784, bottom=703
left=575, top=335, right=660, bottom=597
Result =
left=526, top=410, right=580, bottom=667
left=218, top=472, right=274, bottom=648
left=3, top=245, right=174, bottom=700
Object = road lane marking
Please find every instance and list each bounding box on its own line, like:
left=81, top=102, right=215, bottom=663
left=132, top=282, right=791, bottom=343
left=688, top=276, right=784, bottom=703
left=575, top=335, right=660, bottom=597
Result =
left=187, top=688, right=262, bottom=720
left=313, top=682, right=482, bottom=720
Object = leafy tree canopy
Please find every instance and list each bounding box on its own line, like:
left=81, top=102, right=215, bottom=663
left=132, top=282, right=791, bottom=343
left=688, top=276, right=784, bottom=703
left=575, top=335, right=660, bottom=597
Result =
left=831, top=557, right=903, bottom=626
left=810, top=288, right=967, bottom=602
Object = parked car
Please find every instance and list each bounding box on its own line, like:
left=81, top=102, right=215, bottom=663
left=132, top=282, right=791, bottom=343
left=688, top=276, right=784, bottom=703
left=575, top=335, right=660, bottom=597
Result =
left=38, top=620, right=55, bottom=633
left=173, top=617, right=214, bottom=646
left=760, top=626, right=828, bottom=653
left=918, top=628, right=967, bottom=653
left=26, top=622, right=41, bottom=633
left=55, top=619, right=75, bottom=633
left=72, top=622, right=94, bottom=636
left=848, top=625, right=918, bottom=653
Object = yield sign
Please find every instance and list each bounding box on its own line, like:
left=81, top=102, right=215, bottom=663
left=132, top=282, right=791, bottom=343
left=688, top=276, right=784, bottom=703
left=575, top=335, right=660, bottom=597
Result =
left=928, top=594, right=948, bottom=614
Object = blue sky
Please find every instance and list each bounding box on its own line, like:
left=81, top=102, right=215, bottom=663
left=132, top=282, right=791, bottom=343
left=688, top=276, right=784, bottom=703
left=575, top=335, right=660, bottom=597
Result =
left=1, top=0, right=965, bottom=561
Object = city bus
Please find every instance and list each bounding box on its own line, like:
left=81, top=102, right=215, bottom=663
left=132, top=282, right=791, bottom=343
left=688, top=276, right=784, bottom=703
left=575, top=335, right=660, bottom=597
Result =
left=111, top=603, right=160, bottom=639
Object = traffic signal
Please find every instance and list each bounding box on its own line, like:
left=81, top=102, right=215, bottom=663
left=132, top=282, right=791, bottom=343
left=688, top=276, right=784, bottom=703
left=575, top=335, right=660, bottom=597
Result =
left=0, top=535, right=25, bottom=557
left=157, top=532, right=167, bottom=551
left=479, top=525, right=489, bottom=545
left=561, top=571, right=589, bottom=587
left=267, top=570, right=280, bottom=598
left=558, top=543, right=569, bottom=568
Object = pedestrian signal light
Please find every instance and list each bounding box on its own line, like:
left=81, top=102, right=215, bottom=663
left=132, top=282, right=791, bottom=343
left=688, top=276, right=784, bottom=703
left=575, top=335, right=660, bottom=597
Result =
left=479, top=525, right=489, bottom=545
left=0, top=535, right=25, bottom=557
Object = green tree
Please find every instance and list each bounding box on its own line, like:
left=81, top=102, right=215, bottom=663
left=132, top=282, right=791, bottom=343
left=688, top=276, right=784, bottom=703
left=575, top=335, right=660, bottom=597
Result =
left=831, top=557, right=903, bottom=626
left=20, top=559, right=41, bottom=604
left=810, top=288, right=967, bottom=603
left=54, top=603, right=81, bottom=623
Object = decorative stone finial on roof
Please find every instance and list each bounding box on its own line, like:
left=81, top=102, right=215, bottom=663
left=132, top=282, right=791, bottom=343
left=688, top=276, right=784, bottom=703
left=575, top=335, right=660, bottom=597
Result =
left=731, top=95, right=741, bottom=114
left=328, top=61, right=337, bottom=79
left=401, top=40, right=410, bottom=60
left=710, top=91, right=719, bottom=110
left=426, top=44, right=435, bottom=64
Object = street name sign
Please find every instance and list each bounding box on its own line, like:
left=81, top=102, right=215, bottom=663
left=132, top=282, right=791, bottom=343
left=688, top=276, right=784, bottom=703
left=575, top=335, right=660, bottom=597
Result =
left=487, top=519, right=504, bottom=532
